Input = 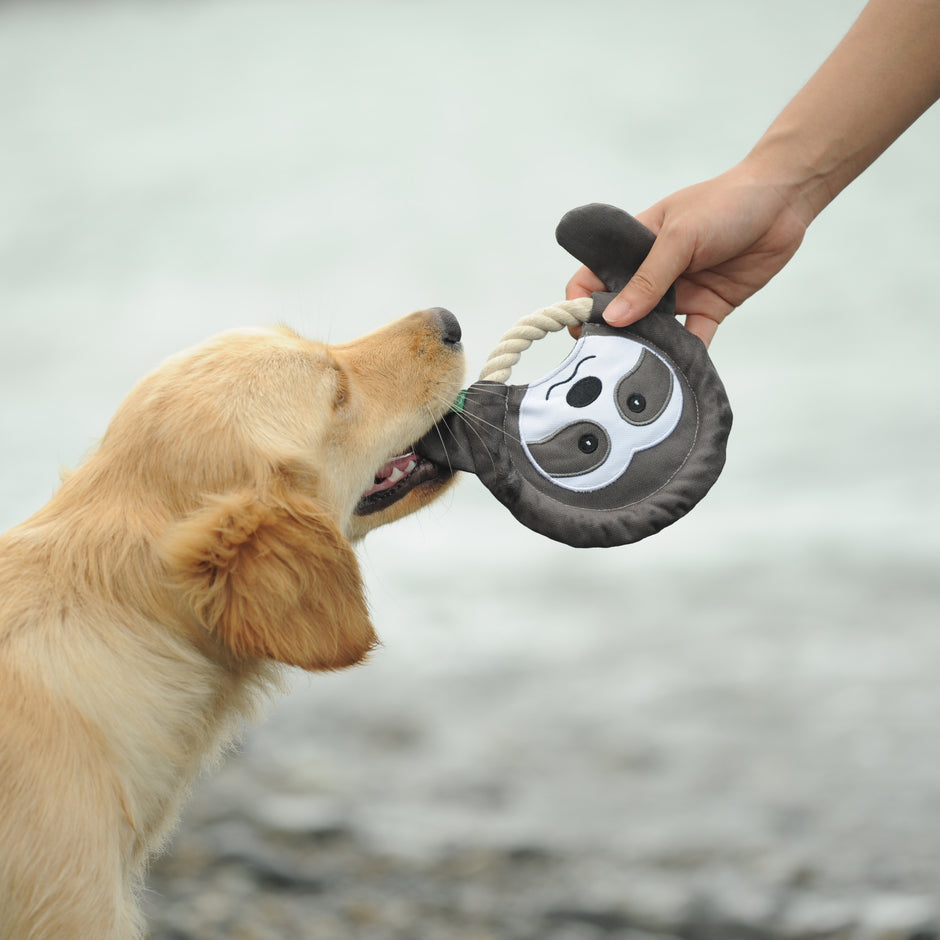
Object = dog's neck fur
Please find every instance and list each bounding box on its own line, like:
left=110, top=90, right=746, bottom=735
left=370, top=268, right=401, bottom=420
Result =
left=0, top=461, right=279, bottom=868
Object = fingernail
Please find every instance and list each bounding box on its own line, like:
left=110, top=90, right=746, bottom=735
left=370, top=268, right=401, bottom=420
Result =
left=604, top=298, right=632, bottom=326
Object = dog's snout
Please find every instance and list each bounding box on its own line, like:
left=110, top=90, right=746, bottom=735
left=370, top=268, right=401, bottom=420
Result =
left=429, top=307, right=462, bottom=347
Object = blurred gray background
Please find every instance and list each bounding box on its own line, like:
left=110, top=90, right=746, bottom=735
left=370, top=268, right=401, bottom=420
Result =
left=2, top=1, right=938, bottom=938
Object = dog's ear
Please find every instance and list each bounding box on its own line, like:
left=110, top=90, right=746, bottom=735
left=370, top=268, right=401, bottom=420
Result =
left=162, top=488, right=377, bottom=670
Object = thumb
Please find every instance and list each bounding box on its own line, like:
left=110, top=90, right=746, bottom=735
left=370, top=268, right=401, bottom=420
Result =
left=603, top=228, right=693, bottom=327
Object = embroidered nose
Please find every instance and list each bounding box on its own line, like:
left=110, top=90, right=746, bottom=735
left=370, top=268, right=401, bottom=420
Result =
left=566, top=375, right=602, bottom=408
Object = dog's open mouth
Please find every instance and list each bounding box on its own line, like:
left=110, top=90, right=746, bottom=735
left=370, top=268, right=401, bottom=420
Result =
left=354, top=451, right=450, bottom=516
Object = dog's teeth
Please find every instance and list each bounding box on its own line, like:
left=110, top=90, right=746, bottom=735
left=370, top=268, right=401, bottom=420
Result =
left=405, top=459, right=417, bottom=473
left=388, top=467, right=404, bottom=485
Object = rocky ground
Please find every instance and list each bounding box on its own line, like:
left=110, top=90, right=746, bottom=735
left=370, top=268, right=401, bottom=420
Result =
left=143, top=550, right=940, bottom=940
left=147, top=785, right=939, bottom=940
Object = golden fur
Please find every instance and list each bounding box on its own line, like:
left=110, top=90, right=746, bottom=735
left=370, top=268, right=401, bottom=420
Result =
left=0, top=311, right=464, bottom=938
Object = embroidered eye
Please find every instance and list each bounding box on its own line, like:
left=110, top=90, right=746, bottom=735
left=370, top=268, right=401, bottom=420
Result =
left=578, top=433, right=599, bottom=454
left=566, top=375, right=602, bottom=408
left=625, top=392, right=646, bottom=413
left=525, top=421, right=610, bottom=478
left=616, top=350, right=674, bottom=426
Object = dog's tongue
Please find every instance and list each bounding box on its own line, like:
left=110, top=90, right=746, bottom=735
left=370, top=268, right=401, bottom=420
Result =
left=362, top=453, right=418, bottom=498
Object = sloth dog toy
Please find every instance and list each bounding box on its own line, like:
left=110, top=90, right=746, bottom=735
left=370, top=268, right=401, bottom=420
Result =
left=416, top=203, right=733, bottom=548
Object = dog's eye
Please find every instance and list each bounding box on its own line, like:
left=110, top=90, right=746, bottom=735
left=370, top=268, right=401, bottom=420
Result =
left=331, top=366, right=349, bottom=408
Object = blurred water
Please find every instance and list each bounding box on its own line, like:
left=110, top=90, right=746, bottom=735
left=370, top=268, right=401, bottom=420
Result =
left=2, top=0, right=939, bottom=919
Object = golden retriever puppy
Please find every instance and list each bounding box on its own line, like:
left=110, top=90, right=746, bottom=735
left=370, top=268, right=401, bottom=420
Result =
left=0, top=309, right=464, bottom=939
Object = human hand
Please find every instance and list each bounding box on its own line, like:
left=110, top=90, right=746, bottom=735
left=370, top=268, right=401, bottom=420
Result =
left=565, top=162, right=811, bottom=347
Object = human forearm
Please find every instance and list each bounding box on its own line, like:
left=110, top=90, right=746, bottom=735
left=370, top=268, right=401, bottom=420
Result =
left=744, top=0, right=940, bottom=224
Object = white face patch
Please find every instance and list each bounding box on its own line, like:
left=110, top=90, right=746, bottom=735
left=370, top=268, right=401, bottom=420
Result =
left=518, top=334, right=683, bottom=492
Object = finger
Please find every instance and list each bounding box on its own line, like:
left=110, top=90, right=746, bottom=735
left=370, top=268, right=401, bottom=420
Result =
left=565, top=265, right=606, bottom=300
left=684, top=313, right=720, bottom=348
left=603, top=230, right=694, bottom=327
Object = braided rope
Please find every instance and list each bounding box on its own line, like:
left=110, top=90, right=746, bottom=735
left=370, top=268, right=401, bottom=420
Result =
left=477, top=296, right=594, bottom=383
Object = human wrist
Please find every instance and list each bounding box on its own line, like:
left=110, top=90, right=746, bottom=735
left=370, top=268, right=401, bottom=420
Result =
left=737, top=128, right=839, bottom=228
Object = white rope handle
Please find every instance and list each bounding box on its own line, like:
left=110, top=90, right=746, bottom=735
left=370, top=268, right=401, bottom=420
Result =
left=477, top=296, right=594, bottom=383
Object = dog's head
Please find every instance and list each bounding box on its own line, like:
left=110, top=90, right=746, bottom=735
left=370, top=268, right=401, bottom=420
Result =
left=95, top=309, right=464, bottom=671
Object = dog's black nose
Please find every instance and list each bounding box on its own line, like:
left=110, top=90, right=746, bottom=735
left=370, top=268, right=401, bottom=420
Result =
left=430, top=307, right=462, bottom=346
